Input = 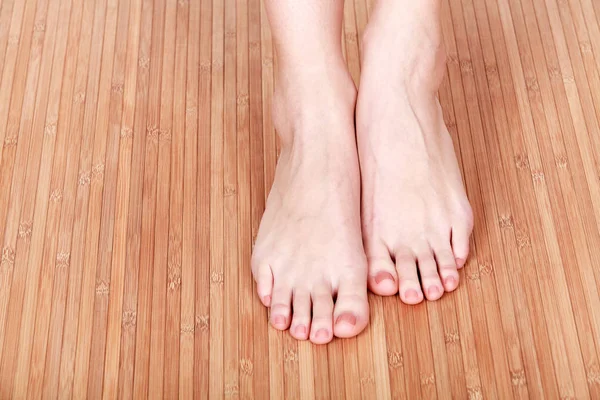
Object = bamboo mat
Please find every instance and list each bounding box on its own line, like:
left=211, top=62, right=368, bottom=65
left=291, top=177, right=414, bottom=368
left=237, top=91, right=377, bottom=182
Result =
left=0, top=0, right=600, bottom=398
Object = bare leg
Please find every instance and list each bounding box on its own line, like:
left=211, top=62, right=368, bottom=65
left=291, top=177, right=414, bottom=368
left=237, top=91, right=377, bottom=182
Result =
left=357, top=0, right=474, bottom=304
left=252, top=0, right=369, bottom=344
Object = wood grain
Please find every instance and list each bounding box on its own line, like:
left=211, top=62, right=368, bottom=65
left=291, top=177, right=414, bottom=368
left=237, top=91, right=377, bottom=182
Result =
left=0, top=0, right=599, bottom=398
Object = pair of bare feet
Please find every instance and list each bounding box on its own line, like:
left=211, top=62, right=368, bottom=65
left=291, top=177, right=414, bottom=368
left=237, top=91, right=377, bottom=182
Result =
left=252, top=0, right=473, bottom=345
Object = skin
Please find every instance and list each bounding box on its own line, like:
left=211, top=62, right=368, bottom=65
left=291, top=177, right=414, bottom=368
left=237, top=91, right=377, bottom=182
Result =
left=252, top=0, right=474, bottom=345
left=358, top=0, right=473, bottom=304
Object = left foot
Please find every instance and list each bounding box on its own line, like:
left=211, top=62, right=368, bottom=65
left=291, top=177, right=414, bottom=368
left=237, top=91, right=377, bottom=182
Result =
left=356, top=1, right=474, bottom=304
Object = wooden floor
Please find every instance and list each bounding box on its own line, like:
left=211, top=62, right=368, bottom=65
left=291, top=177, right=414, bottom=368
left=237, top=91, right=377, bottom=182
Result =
left=2, top=0, right=600, bottom=398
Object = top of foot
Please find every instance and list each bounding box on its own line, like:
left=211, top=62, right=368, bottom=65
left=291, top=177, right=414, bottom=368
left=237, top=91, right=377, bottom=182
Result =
left=252, top=72, right=370, bottom=345
left=356, top=5, right=474, bottom=304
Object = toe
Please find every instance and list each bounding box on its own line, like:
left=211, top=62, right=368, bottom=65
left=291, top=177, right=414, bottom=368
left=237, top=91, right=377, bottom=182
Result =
left=366, top=241, right=398, bottom=295
left=333, top=276, right=369, bottom=338
left=416, top=251, right=444, bottom=301
left=433, top=244, right=460, bottom=292
left=394, top=249, right=424, bottom=305
left=367, top=257, right=398, bottom=296
left=310, top=284, right=334, bottom=345
left=253, top=261, right=273, bottom=306
left=290, top=289, right=311, bottom=340
left=452, top=217, right=473, bottom=269
left=270, top=284, right=292, bottom=330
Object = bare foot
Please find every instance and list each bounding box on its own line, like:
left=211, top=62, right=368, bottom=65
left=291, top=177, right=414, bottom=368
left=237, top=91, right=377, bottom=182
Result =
left=357, top=0, right=473, bottom=304
left=252, top=66, right=369, bottom=344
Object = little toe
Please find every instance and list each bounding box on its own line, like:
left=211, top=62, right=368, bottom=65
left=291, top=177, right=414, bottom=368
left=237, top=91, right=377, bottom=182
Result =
left=310, top=284, right=334, bottom=345
left=394, top=251, right=424, bottom=305
left=253, top=261, right=274, bottom=306
left=270, top=284, right=292, bottom=330
left=333, top=277, right=369, bottom=338
left=452, top=219, right=473, bottom=269
left=290, top=289, right=311, bottom=340
left=433, top=245, right=460, bottom=292
left=417, top=253, right=444, bottom=301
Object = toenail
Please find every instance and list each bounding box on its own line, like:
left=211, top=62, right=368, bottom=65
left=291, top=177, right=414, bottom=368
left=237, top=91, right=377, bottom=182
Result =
left=263, top=295, right=271, bottom=305
left=296, top=325, right=307, bottom=336
left=405, top=289, right=419, bottom=301
left=456, top=258, right=466, bottom=267
left=273, top=315, right=285, bottom=325
left=375, top=272, right=394, bottom=284
left=428, top=286, right=441, bottom=297
left=335, top=313, right=356, bottom=327
left=315, top=329, right=329, bottom=339
left=445, top=276, right=457, bottom=288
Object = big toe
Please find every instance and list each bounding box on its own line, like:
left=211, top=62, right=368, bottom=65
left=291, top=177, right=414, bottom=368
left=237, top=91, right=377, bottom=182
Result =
left=333, top=277, right=369, bottom=338
left=367, top=255, right=398, bottom=296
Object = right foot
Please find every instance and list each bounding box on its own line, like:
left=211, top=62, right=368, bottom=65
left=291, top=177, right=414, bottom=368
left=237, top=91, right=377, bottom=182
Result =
left=251, top=67, right=369, bottom=345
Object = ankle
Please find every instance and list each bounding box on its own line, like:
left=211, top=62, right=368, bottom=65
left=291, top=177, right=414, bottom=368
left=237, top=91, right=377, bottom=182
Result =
left=360, top=16, right=446, bottom=95
left=275, top=54, right=356, bottom=98
left=272, top=64, right=357, bottom=144
left=365, top=0, right=441, bottom=32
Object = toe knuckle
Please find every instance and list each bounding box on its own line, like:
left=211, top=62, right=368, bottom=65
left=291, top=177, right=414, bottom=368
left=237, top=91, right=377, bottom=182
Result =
left=417, top=253, right=435, bottom=264
left=313, top=292, right=331, bottom=304
left=294, top=287, right=310, bottom=297
left=271, top=303, right=290, bottom=313
left=462, top=205, right=474, bottom=229
left=336, top=293, right=365, bottom=305
left=398, top=278, right=420, bottom=287
left=420, top=268, right=440, bottom=278
left=393, top=245, right=413, bottom=260
left=453, top=200, right=474, bottom=229
left=395, top=254, right=412, bottom=265
left=250, top=256, right=261, bottom=277
left=292, top=319, right=309, bottom=328
left=312, top=294, right=333, bottom=308
left=437, top=250, right=456, bottom=263
left=340, top=272, right=366, bottom=286
left=440, top=264, right=458, bottom=274
left=311, top=317, right=331, bottom=326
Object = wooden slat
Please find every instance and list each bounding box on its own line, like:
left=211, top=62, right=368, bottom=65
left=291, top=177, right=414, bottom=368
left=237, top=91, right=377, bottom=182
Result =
left=0, top=0, right=598, bottom=398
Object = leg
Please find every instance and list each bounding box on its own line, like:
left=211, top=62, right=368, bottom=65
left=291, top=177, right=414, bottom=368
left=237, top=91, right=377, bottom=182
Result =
left=357, top=0, right=474, bottom=304
left=252, top=0, right=369, bottom=344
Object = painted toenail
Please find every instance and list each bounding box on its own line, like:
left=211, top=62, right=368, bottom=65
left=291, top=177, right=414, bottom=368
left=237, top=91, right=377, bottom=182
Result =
left=405, top=289, right=419, bottom=301
left=445, top=277, right=456, bottom=288
left=263, top=295, right=271, bottom=305
left=336, top=313, right=356, bottom=326
left=428, top=286, right=441, bottom=297
left=296, top=325, right=307, bottom=336
left=315, top=329, right=329, bottom=339
left=375, top=272, right=394, bottom=284
left=273, top=315, right=285, bottom=325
